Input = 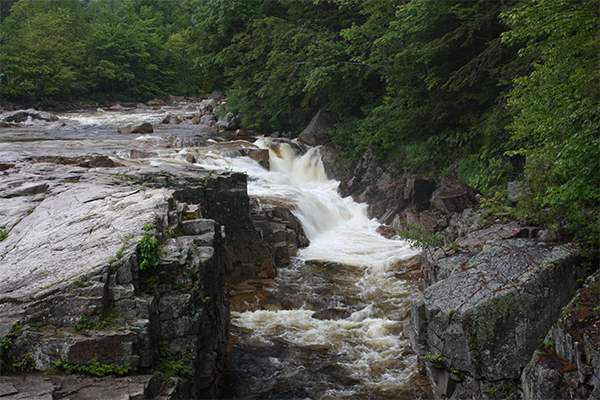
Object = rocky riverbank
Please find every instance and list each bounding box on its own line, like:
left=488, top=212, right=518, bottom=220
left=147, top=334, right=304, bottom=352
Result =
left=0, top=149, right=307, bottom=397
left=318, top=141, right=599, bottom=400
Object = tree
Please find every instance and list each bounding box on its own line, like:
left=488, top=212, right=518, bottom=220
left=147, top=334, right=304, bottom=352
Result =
left=0, top=0, right=85, bottom=100
left=334, top=0, right=519, bottom=179
left=501, top=0, right=600, bottom=255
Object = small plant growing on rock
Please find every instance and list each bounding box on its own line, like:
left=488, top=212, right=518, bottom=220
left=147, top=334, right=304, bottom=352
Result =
left=50, top=359, right=131, bottom=377
left=0, top=230, right=7, bottom=241
left=8, top=353, right=36, bottom=373
left=74, top=316, right=95, bottom=331
left=156, top=341, right=192, bottom=380
left=199, top=169, right=214, bottom=187
left=1, top=324, right=22, bottom=350
left=394, top=221, right=445, bottom=249
left=137, top=224, right=164, bottom=270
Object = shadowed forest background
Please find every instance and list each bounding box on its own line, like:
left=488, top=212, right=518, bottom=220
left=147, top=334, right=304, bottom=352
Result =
left=0, top=0, right=598, bottom=258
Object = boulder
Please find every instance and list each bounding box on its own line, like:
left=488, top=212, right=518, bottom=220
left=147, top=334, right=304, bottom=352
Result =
left=118, top=123, right=153, bottom=134
left=161, top=114, right=182, bottom=124
left=199, top=98, right=217, bottom=113
left=240, top=147, right=270, bottom=169
left=200, top=114, right=217, bottom=126
left=410, top=238, right=585, bottom=399
left=297, top=109, right=335, bottom=147
left=430, top=176, right=478, bottom=214
left=0, top=109, right=58, bottom=123
left=215, top=113, right=241, bottom=131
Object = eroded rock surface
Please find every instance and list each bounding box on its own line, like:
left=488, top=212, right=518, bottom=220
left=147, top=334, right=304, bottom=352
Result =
left=521, top=272, right=600, bottom=400
left=410, top=238, right=585, bottom=399
left=0, top=158, right=300, bottom=399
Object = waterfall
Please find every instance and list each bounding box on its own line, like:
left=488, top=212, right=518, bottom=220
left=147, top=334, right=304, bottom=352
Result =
left=219, top=138, right=429, bottom=399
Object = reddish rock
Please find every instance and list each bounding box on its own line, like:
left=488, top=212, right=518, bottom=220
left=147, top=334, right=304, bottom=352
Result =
left=30, top=155, right=120, bottom=168
left=240, top=148, right=270, bottom=169
left=430, top=176, right=478, bottom=214
left=377, top=225, right=397, bottom=239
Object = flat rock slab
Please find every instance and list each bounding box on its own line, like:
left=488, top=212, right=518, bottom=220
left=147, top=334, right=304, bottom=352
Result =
left=0, top=164, right=172, bottom=303
left=0, top=374, right=159, bottom=400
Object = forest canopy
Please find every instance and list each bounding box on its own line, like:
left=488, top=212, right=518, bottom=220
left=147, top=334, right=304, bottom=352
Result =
left=1, top=0, right=598, bottom=254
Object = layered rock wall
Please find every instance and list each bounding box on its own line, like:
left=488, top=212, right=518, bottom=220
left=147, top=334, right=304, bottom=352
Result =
left=0, top=160, right=301, bottom=399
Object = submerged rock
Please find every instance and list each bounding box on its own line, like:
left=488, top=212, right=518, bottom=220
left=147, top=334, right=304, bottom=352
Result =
left=118, top=122, right=154, bottom=134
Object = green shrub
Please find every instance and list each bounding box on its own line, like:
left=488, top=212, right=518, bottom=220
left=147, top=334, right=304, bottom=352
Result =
left=50, top=359, right=131, bottom=377
left=137, top=224, right=163, bottom=270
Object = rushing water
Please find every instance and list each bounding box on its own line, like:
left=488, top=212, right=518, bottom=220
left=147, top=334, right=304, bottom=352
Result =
left=0, top=107, right=431, bottom=399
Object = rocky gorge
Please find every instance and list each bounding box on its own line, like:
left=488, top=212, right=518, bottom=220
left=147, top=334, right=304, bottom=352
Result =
left=0, top=102, right=597, bottom=400
left=319, top=139, right=599, bottom=399
left=0, top=101, right=310, bottom=399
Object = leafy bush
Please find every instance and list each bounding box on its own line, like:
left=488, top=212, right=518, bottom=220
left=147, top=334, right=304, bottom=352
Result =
left=137, top=224, right=163, bottom=270
left=50, top=359, right=131, bottom=376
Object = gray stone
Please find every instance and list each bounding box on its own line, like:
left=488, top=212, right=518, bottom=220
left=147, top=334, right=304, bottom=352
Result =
left=411, top=239, right=584, bottom=398
left=1, top=109, right=58, bottom=124
left=298, top=109, right=335, bottom=147
left=0, top=374, right=159, bottom=400
left=181, top=219, right=217, bottom=236
left=215, top=112, right=241, bottom=131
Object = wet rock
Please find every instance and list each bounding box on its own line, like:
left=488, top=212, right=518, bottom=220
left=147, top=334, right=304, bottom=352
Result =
left=129, top=149, right=158, bottom=159
left=117, top=122, right=153, bottom=134
left=29, top=154, right=119, bottom=168
left=0, top=109, right=58, bottom=123
left=216, top=112, right=241, bottom=131
left=298, top=109, right=335, bottom=147
left=312, top=308, right=350, bottom=320
left=200, top=114, right=217, bottom=126
left=410, top=239, right=585, bottom=399
left=251, top=201, right=309, bottom=268
left=240, top=147, right=270, bottom=169
left=0, top=374, right=160, bottom=400
left=377, top=225, right=397, bottom=239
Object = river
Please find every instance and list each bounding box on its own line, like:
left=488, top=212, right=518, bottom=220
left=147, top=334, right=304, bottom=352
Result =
left=0, top=105, right=431, bottom=399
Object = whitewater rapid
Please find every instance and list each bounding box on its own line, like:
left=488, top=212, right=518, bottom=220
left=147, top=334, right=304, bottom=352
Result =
left=196, top=138, right=430, bottom=399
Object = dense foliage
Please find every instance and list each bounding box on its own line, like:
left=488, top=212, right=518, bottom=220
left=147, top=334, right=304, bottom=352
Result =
left=1, top=0, right=598, bottom=256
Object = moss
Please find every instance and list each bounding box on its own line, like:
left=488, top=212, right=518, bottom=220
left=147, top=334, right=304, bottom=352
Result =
left=462, top=291, right=521, bottom=370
